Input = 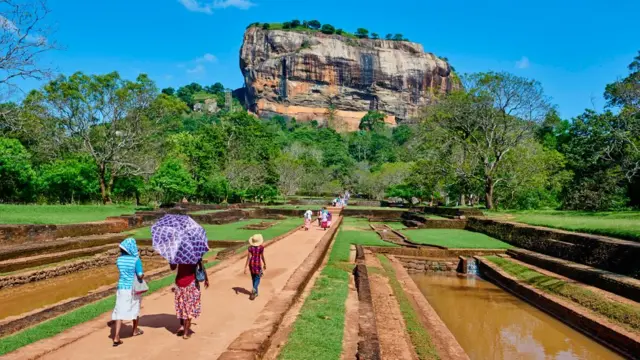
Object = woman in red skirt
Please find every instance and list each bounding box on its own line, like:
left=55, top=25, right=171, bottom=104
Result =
left=171, top=260, right=208, bottom=339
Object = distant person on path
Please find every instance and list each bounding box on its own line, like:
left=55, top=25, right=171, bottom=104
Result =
left=244, top=234, right=267, bottom=300
left=170, top=259, right=209, bottom=339
left=304, top=209, right=313, bottom=231
left=317, top=209, right=323, bottom=226
left=112, top=238, right=144, bottom=347
left=327, top=211, right=333, bottom=228
left=320, top=208, right=329, bottom=230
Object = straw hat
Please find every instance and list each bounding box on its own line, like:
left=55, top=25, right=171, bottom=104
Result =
left=249, top=234, right=264, bottom=246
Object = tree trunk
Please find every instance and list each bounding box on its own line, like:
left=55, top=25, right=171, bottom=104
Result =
left=459, top=194, right=465, bottom=207
left=98, top=164, right=111, bottom=204
left=485, top=178, right=494, bottom=210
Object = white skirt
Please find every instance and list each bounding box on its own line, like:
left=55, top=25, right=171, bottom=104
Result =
left=112, top=289, right=141, bottom=321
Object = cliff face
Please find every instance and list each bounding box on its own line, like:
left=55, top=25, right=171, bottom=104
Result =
left=239, top=27, right=457, bottom=131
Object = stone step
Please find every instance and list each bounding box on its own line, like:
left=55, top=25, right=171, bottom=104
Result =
left=0, top=244, right=118, bottom=273
left=0, top=233, right=128, bottom=262
left=507, top=248, right=640, bottom=303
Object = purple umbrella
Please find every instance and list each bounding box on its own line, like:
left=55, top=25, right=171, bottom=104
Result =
left=151, top=215, right=209, bottom=264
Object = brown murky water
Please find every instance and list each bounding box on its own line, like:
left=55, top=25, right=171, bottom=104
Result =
left=411, top=274, right=623, bottom=360
left=0, top=258, right=167, bottom=320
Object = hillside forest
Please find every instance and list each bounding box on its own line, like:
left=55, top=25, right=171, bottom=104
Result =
left=0, top=14, right=638, bottom=210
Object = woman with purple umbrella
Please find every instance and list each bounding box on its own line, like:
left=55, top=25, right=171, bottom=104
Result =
left=151, top=215, right=210, bottom=339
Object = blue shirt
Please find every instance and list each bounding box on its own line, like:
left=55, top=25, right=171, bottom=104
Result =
left=116, top=255, right=143, bottom=290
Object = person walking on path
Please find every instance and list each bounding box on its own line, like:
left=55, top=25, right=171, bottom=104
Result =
left=303, top=210, right=313, bottom=231
left=244, top=234, right=267, bottom=300
left=112, top=238, right=145, bottom=347
left=320, top=208, right=329, bottom=230
left=170, top=259, right=209, bottom=339
left=327, top=211, right=333, bottom=228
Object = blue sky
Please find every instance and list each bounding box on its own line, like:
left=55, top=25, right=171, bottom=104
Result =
left=22, top=0, right=640, bottom=119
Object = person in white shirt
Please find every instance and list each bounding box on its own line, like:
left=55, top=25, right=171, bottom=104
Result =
left=303, top=210, right=313, bottom=231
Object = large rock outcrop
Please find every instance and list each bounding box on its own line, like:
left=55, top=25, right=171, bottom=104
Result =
left=239, top=26, right=457, bottom=131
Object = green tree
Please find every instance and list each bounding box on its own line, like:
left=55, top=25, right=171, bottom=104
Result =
left=0, top=137, right=37, bottom=202
left=385, top=34, right=393, bottom=40
left=308, top=20, right=321, bottom=30
left=39, top=157, right=100, bottom=204
left=161, top=87, right=175, bottom=96
left=359, top=111, right=386, bottom=131
left=33, top=71, right=159, bottom=204
left=283, top=21, right=293, bottom=29
left=176, top=82, right=204, bottom=109
left=150, top=159, right=197, bottom=203
left=393, top=33, right=404, bottom=41
left=420, top=72, right=551, bottom=209
left=275, top=153, right=305, bottom=199
left=321, top=24, right=336, bottom=34
left=356, top=28, right=369, bottom=39
left=371, top=33, right=379, bottom=39
left=291, top=20, right=301, bottom=28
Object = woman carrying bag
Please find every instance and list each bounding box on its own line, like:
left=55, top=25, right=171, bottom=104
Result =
left=112, top=238, right=146, bottom=347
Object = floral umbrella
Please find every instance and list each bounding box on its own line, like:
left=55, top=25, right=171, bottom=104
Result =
left=151, top=214, right=209, bottom=264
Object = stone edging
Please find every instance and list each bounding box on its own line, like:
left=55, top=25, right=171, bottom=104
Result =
left=477, top=256, right=640, bottom=358
left=353, top=246, right=382, bottom=360
left=217, top=217, right=343, bottom=360
left=508, top=248, right=640, bottom=303
left=387, top=255, right=470, bottom=360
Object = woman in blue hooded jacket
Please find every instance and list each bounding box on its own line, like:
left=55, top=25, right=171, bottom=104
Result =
left=111, top=238, right=144, bottom=346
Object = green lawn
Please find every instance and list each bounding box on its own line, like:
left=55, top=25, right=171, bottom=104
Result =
left=126, top=218, right=301, bottom=241
left=486, top=256, right=640, bottom=333
left=0, top=205, right=141, bottom=225
left=278, top=226, right=396, bottom=360
left=0, top=259, right=221, bottom=356
left=491, top=210, right=640, bottom=241
left=404, top=229, right=512, bottom=249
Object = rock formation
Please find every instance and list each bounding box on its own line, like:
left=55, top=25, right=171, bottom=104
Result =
left=239, top=26, right=457, bottom=131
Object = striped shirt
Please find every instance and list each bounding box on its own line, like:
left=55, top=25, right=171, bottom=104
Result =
left=116, top=255, right=143, bottom=290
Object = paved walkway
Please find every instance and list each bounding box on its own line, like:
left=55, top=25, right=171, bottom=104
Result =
left=8, top=220, right=334, bottom=360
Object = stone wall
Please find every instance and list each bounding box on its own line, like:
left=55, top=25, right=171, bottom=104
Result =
left=467, top=218, right=640, bottom=278
left=402, top=212, right=467, bottom=229
left=0, top=220, right=129, bottom=246
left=395, top=255, right=459, bottom=274
left=419, top=207, right=484, bottom=218
left=341, top=208, right=407, bottom=220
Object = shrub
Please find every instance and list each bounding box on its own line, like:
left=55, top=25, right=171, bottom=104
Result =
left=308, top=20, right=321, bottom=29
left=356, top=28, right=369, bottom=39
left=262, top=23, right=270, bottom=30
left=321, top=24, right=336, bottom=34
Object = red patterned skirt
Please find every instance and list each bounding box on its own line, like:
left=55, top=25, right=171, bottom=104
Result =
left=174, top=281, right=201, bottom=320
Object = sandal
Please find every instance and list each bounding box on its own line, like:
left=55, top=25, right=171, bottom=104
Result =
left=112, top=340, right=123, bottom=347
left=183, top=331, right=192, bottom=340
left=176, top=328, right=184, bottom=337
left=133, top=329, right=144, bottom=337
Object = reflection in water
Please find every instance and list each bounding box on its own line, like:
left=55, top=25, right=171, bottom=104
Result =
left=0, top=258, right=167, bottom=320
left=411, top=274, right=623, bottom=360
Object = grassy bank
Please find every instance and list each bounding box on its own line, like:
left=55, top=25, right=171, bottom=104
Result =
left=377, top=255, right=439, bottom=360
left=486, top=256, right=640, bottom=332
left=405, top=229, right=512, bottom=249
left=127, top=217, right=301, bottom=241
left=489, top=210, right=640, bottom=241
left=0, top=259, right=220, bottom=356
left=0, top=205, right=140, bottom=224
left=278, top=226, right=396, bottom=360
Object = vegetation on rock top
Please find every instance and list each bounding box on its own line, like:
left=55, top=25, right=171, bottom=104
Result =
left=247, top=19, right=409, bottom=41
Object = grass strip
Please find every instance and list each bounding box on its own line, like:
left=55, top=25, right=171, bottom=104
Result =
left=278, top=227, right=397, bottom=360
left=377, top=254, right=440, bottom=360
left=0, top=260, right=221, bottom=356
left=486, top=256, right=640, bottom=332
left=405, top=229, right=512, bottom=249
left=0, top=204, right=141, bottom=224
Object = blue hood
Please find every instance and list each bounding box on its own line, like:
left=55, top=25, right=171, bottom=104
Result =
left=119, top=237, right=139, bottom=257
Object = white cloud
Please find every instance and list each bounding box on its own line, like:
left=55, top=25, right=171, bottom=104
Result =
left=213, top=0, right=256, bottom=10
left=0, top=15, right=47, bottom=44
left=196, top=53, right=217, bottom=63
left=187, top=64, right=206, bottom=75
left=179, top=0, right=255, bottom=14
left=178, top=0, right=213, bottom=14
left=516, top=56, right=530, bottom=69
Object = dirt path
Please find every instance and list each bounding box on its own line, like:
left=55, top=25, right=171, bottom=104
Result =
left=7, top=222, right=331, bottom=360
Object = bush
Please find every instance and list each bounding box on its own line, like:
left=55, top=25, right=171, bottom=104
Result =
left=356, top=28, right=369, bottom=39
left=150, top=159, right=197, bottom=203
left=39, top=157, right=100, bottom=204
left=321, top=24, right=336, bottom=34
left=308, top=20, right=321, bottom=29
left=0, top=137, right=37, bottom=202
left=262, top=23, right=270, bottom=30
